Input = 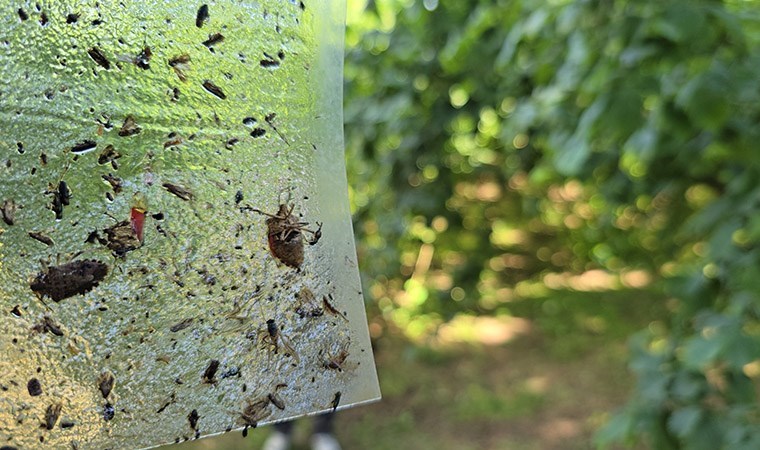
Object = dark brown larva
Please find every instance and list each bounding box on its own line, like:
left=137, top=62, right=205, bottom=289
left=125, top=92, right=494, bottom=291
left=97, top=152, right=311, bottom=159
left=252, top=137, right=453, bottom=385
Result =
left=30, top=260, right=109, bottom=302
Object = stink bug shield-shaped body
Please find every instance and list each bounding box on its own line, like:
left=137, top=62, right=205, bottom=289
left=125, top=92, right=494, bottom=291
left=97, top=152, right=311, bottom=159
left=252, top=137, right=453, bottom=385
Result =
left=102, top=221, right=141, bottom=256
left=30, top=260, right=109, bottom=302
left=248, top=204, right=322, bottom=268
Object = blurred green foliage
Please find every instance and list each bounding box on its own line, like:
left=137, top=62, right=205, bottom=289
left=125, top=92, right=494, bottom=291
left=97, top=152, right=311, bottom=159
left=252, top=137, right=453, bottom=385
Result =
left=344, top=0, right=760, bottom=447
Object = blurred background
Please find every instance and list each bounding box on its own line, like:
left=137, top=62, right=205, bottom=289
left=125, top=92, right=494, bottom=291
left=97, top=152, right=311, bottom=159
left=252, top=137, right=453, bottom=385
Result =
left=180, top=0, right=760, bottom=448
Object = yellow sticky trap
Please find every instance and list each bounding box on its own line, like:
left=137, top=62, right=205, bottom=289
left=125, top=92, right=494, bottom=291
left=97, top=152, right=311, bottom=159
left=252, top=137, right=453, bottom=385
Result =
left=0, top=1, right=379, bottom=449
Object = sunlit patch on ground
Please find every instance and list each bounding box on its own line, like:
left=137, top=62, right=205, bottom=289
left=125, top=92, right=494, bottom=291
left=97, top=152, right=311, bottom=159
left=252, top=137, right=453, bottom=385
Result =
left=436, top=314, right=532, bottom=346
left=541, top=269, right=652, bottom=292
left=539, top=418, right=583, bottom=442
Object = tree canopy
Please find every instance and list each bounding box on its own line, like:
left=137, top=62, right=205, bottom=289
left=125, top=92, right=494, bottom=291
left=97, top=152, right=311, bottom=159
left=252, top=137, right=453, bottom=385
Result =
left=345, top=0, right=760, bottom=447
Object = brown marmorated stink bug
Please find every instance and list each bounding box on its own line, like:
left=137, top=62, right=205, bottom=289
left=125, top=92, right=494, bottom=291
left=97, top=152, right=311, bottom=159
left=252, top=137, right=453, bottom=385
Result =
left=30, top=259, right=108, bottom=302
left=244, top=204, right=321, bottom=269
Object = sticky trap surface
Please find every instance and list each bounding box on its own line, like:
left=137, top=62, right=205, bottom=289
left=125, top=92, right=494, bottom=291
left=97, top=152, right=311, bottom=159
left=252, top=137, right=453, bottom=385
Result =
left=0, top=1, right=379, bottom=448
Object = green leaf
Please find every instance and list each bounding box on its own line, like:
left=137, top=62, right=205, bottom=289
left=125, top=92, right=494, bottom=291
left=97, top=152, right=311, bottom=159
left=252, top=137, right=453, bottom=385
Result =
left=667, top=406, right=702, bottom=438
left=595, top=412, right=633, bottom=449
left=552, top=132, right=590, bottom=176
left=681, top=335, right=723, bottom=370
left=670, top=372, right=705, bottom=402
left=495, top=24, right=523, bottom=69
left=675, top=67, right=731, bottom=131
left=623, top=126, right=658, bottom=163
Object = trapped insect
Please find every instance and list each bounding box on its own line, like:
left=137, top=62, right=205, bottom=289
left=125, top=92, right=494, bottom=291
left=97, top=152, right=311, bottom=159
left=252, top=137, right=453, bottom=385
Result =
left=27, top=378, right=42, bottom=396
left=28, top=231, right=53, bottom=246
left=32, top=316, right=63, bottom=336
left=322, top=294, right=347, bottom=320
left=98, top=145, right=121, bottom=169
left=118, top=115, right=141, bottom=136
left=295, top=287, right=323, bottom=318
left=260, top=318, right=299, bottom=363
left=169, top=54, right=191, bottom=82
left=202, top=359, right=220, bottom=383
left=330, top=392, right=341, bottom=412
left=188, top=409, right=199, bottom=430
left=196, top=4, right=209, bottom=28
left=88, top=47, right=110, bottom=69
left=244, top=203, right=322, bottom=268
left=46, top=179, right=72, bottom=220
left=238, top=397, right=271, bottom=430
left=44, top=403, right=62, bottom=430
left=324, top=346, right=349, bottom=372
left=98, top=371, right=115, bottom=399
left=2, top=199, right=17, bottom=225
left=94, top=218, right=141, bottom=257
left=163, top=183, right=193, bottom=201
left=30, top=259, right=109, bottom=302
left=202, top=80, right=226, bottom=99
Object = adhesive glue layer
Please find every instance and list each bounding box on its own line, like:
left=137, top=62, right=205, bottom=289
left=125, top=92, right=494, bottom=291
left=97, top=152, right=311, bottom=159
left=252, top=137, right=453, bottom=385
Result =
left=0, top=1, right=379, bottom=448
